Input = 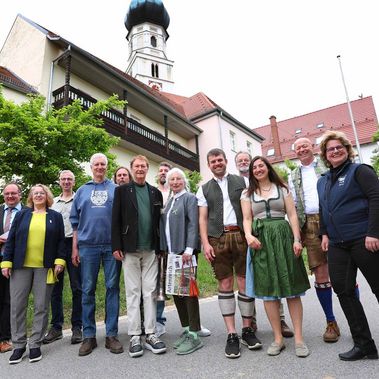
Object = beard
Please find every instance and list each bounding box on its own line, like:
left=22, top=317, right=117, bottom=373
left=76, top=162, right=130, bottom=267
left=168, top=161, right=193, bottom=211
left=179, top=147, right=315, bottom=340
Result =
left=159, top=177, right=166, bottom=185
left=239, top=166, right=249, bottom=173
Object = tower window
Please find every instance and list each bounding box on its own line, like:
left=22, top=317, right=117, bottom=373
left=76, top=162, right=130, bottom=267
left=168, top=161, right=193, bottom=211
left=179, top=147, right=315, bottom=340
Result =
left=229, top=131, right=236, bottom=152
left=155, top=64, right=159, bottom=78
left=151, top=36, right=157, bottom=47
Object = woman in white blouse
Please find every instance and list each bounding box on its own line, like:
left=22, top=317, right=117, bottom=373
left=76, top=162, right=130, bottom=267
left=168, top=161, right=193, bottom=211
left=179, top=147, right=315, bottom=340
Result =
left=160, top=168, right=203, bottom=355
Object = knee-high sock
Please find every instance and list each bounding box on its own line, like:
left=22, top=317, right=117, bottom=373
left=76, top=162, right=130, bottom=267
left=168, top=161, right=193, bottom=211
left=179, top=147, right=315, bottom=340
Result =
left=355, top=283, right=360, bottom=300
left=218, top=291, right=235, bottom=317
left=315, top=282, right=335, bottom=322
left=237, top=292, right=254, bottom=321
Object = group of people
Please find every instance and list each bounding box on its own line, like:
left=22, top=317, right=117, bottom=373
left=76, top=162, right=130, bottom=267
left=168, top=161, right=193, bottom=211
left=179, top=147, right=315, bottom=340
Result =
left=0, top=130, right=378, bottom=365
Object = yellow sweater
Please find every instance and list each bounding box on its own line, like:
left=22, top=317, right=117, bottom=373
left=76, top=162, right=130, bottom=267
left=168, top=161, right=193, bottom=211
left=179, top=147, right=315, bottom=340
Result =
left=23, top=213, right=46, bottom=268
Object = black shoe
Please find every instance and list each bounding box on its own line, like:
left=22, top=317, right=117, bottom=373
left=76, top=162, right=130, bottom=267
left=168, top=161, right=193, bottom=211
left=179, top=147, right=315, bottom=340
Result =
left=241, top=327, right=262, bottom=350
left=71, top=329, right=83, bottom=345
left=339, top=346, right=378, bottom=361
left=43, top=328, right=63, bottom=344
left=129, top=335, right=143, bottom=358
left=29, top=347, right=42, bottom=363
left=78, top=338, right=97, bottom=356
left=225, top=333, right=240, bottom=359
left=9, top=348, right=26, bottom=364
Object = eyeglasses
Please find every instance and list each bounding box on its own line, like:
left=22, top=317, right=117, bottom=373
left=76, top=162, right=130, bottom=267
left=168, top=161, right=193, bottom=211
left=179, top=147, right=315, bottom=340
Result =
left=33, top=192, right=46, bottom=196
left=326, top=145, right=345, bottom=154
left=3, top=192, right=20, bottom=196
left=60, top=178, right=73, bottom=181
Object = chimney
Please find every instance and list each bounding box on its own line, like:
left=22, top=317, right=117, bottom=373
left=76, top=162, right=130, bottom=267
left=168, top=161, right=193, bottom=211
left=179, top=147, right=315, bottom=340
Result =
left=269, top=115, right=282, bottom=159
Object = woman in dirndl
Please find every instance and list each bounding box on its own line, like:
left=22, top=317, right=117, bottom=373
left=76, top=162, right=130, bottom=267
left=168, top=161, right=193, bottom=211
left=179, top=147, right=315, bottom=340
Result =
left=241, top=156, right=310, bottom=357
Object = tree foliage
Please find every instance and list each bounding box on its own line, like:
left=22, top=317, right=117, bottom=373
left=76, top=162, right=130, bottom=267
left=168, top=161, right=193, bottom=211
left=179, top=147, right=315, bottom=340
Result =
left=371, top=128, right=379, bottom=174
left=0, top=89, right=124, bottom=194
left=185, top=170, right=202, bottom=194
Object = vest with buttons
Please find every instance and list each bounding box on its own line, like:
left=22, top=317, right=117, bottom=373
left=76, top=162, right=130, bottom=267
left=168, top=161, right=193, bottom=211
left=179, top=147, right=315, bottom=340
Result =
left=317, top=162, right=369, bottom=244
left=202, top=174, right=246, bottom=237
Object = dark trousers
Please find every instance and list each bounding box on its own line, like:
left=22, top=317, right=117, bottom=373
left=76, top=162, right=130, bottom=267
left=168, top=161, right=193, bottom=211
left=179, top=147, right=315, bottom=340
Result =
left=328, top=238, right=379, bottom=350
left=173, top=295, right=201, bottom=332
left=50, top=238, right=82, bottom=331
left=0, top=256, right=11, bottom=341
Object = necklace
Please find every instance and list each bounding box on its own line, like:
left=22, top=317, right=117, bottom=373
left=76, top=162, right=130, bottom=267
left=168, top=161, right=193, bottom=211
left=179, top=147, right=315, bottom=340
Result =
left=260, top=184, right=272, bottom=192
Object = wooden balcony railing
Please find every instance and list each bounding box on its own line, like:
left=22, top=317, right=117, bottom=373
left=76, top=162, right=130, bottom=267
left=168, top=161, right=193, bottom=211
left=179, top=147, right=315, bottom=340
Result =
left=52, top=86, right=199, bottom=171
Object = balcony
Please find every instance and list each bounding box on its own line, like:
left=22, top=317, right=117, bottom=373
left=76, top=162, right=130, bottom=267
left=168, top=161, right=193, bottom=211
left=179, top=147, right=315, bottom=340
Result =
left=52, top=86, right=199, bottom=171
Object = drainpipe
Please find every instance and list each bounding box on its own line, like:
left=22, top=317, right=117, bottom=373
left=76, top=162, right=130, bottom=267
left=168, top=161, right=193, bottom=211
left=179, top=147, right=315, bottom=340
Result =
left=47, top=46, right=71, bottom=110
left=218, top=110, right=224, bottom=149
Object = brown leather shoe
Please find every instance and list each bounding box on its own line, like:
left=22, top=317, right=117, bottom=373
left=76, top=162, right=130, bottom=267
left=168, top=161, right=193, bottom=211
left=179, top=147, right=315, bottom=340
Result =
left=105, top=336, right=124, bottom=354
left=281, top=320, right=294, bottom=338
left=79, top=338, right=97, bottom=356
left=0, top=340, right=13, bottom=353
left=323, top=320, right=340, bottom=343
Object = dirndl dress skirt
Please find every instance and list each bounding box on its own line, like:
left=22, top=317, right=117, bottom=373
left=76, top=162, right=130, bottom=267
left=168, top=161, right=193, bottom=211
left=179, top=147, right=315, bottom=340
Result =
left=246, top=217, right=310, bottom=299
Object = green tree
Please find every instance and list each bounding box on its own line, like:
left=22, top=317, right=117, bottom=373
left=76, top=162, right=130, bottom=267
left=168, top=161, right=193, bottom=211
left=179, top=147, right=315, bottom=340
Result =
left=185, top=170, right=202, bottom=193
left=274, top=164, right=290, bottom=183
left=371, top=128, right=379, bottom=174
left=0, top=89, right=124, bottom=194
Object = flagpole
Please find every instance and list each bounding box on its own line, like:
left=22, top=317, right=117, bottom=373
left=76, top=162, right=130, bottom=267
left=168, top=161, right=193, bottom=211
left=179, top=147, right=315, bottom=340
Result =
left=337, top=55, right=363, bottom=163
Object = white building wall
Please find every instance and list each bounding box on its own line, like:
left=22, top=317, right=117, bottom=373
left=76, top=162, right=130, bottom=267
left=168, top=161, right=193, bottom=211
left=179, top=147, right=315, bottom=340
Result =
left=196, top=114, right=262, bottom=183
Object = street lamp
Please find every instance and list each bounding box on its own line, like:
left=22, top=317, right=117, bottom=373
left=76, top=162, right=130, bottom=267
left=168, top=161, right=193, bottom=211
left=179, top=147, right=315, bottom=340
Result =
left=337, top=55, right=363, bottom=163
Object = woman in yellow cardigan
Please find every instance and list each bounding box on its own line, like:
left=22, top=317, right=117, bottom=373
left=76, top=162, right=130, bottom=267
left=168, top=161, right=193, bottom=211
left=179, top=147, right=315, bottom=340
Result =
left=1, top=184, right=65, bottom=364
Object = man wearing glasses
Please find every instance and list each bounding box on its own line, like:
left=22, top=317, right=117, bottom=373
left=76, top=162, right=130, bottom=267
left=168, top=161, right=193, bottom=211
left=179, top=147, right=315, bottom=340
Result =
left=289, top=138, right=341, bottom=343
left=43, top=170, right=83, bottom=345
left=0, top=183, right=23, bottom=353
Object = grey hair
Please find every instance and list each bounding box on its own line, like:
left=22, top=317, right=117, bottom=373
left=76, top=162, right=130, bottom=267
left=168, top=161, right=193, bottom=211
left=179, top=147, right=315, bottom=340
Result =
left=59, top=170, right=75, bottom=180
left=166, top=168, right=189, bottom=191
left=90, top=153, right=108, bottom=166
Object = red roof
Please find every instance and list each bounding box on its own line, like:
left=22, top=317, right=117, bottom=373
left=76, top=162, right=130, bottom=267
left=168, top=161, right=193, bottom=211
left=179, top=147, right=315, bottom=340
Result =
left=255, top=96, right=378, bottom=163
left=161, top=91, right=218, bottom=119
left=0, top=66, right=37, bottom=94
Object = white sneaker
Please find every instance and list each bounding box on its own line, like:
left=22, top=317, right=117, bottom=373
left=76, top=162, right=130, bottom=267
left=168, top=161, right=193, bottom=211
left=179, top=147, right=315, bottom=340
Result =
left=198, top=325, right=211, bottom=337
left=155, top=322, right=166, bottom=337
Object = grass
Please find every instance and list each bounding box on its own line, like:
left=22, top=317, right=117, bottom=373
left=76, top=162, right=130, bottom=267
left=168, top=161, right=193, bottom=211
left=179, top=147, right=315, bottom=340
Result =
left=27, top=254, right=217, bottom=330
left=27, top=250, right=309, bottom=330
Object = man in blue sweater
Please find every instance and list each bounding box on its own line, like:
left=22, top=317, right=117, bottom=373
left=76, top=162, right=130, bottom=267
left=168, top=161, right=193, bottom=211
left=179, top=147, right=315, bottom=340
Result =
left=70, top=153, right=122, bottom=356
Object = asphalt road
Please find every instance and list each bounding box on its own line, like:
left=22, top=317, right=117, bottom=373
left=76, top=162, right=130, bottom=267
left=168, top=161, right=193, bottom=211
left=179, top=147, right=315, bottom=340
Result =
left=0, top=272, right=378, bottom=379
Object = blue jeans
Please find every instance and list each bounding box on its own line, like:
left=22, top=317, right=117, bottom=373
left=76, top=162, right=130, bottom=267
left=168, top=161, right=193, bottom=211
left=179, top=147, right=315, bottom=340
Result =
left=156, top=300, right=166, bottom=325
left=50, top=238, right=82, bottom=331
left=79, top=245, right=121, bottom=338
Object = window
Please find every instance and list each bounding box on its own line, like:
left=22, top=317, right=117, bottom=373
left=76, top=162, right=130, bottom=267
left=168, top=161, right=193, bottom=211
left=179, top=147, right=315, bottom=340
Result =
left=295, top=128, right=302, bottom=135
left=315, top=136, right=323, bottom=145
left=316, top=122, right=324, bottom=129
left=150, top=36, right=157, bottom=47
left=151, top=63, right=159, bottom=78
left=247, top=141, right=253, bottom=156
left=229, top=131, right=236, bottom=152
left=267, top=148, right=275, bottom=157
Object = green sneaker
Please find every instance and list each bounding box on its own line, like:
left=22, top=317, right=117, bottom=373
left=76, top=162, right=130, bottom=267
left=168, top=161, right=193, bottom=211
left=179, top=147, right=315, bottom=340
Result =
left=173, top=330, right=189, bottom=349
left=176, top=334, right=203, bottom=355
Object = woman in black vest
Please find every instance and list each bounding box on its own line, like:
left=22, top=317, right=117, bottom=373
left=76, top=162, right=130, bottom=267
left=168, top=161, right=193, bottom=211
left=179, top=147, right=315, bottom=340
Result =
left=318, top=130, right=379, bottom=361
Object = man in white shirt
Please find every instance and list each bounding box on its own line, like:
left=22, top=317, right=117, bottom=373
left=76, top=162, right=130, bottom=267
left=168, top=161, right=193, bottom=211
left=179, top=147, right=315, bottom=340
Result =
left=289, top=138, right=340, bottom=342
left=197, top=148, right=261, bottom=359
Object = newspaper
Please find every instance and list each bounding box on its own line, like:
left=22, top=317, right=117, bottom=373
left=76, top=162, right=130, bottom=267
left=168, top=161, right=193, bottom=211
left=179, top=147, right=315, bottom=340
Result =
left=165, top=254, right=197, bottom=296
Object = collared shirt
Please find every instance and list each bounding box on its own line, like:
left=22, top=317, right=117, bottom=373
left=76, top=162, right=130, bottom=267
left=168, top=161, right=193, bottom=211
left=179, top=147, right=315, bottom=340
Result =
left=196, top=173, right=248, bottom=226
left=2, top=202, right=22, bottom=229
left=165, top=189, right=193, bottom=255
left=52, top=192, right=75, bottom=238
left=289, top=159, right=319, bottom=214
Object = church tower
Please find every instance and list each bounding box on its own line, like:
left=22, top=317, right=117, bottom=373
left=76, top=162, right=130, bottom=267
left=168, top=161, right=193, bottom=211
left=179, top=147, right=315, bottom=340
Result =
left=125, top=0, right=174, bottom=91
